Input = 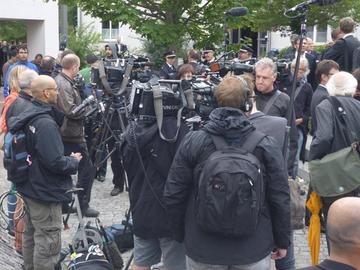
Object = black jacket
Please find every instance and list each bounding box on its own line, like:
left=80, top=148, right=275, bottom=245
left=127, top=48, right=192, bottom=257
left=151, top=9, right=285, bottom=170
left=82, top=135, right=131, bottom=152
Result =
left=164, top=107, right=291, bottom=265
left=299, top=259, right=356, bottom=270
left=310, top=97, right=360, bottom=160
left=159, top=64, right=177, bottom=79
left=121, top=118, right=188, bottom=239
left=323, top=35, right=360, bottom=72
left=310, top=85, right=328, bottom=135
left=7, top=100, right=79, bottom=203
left=6, top=91, right=33, bottom=123
left=255, top=88, right=298, bottom=174
left=284, top=81, right=313, bottom=134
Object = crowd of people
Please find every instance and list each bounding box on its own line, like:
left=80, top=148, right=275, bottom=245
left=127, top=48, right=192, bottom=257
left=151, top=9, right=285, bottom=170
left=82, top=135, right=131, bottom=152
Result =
left=0, top=15, right=360, bottom=270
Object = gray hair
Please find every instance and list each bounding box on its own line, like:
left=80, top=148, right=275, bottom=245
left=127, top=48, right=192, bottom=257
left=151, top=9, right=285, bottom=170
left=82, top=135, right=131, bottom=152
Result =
left=326, top=71, right=357, bottom=97
left=291, top=57, right=310, bottom=76
left=18, top=69, right=39, bottom=90
left=255, top=57, right=277, bottom=75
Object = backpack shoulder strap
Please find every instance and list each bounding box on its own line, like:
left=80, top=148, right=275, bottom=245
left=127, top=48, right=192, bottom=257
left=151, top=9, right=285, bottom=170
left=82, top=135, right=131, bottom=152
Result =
left=262, top=90, right=280, bottom=114
left=242, top=131, right=266, bottom=153
left=210, top=134, right=228, bottom=150
left=327, top=96, right=353, bottom=144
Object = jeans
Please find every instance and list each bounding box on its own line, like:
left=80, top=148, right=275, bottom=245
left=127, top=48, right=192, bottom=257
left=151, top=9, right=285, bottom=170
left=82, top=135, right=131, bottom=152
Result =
left=292, top=127, right=304, bottom=179
left=7, top=190, right=17, bottom=232
left=275, top=231, right=295, bottom=270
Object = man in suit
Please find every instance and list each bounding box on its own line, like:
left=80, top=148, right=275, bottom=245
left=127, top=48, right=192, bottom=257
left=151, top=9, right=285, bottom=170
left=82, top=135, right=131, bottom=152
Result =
left=115, top=37, right=128, bottom=58
left=299, top=197, right=360, bottom=270
left=159, top=50, right=177, bottom=80
left=323, top=17, right=360, bottom=72
left=310, top=60, right=339, bottom=135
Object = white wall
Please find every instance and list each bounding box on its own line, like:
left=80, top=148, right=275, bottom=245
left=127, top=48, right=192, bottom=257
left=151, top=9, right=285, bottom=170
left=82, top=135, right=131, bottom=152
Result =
left=0, top=0, right=59, bottom=59
left=78, top=10, right=143, bottom=52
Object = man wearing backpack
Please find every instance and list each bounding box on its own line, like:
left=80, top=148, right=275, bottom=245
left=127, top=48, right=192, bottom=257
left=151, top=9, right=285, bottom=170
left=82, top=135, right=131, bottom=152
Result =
left=6, top=75, right=82, bottom=270
left=323, top=17, right=360, bottom=72
left=164, top=76, right=291, bottom=269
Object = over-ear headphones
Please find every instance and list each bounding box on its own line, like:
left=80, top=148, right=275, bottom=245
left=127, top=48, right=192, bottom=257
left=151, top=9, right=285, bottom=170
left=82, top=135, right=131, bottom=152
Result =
left=237, top=76, right=253, bottom=112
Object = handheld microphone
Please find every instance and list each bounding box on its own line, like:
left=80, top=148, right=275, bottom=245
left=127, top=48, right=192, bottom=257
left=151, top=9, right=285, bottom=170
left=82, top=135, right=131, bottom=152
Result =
left=71, top=95, right=95, bottom=114
left=225, top=7, right=248, bottom=17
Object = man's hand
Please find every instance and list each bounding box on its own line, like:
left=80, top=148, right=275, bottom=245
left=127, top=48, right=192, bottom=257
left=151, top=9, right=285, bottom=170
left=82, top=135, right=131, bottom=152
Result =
left=271, top=248, right=287, bottom=260
left=70, top=152, right=82, bottom=161
left=295, top=118, right=303, bottom=126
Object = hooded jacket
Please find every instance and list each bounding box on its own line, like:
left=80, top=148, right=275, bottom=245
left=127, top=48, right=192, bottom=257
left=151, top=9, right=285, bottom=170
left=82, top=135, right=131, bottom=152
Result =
left=164, top=107, right=291, bottom=265
left=7, top=100, right=79, bottom=203
left=121, top=117, right=188, bottom=239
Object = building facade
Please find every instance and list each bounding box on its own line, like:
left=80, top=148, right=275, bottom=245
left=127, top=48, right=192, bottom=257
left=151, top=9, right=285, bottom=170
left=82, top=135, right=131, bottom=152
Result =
left=0, top=0, right=59, bottom=59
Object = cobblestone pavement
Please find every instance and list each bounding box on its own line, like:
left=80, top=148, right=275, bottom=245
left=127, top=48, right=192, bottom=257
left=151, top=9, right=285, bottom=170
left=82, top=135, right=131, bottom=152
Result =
left=0, top=89, right=328, bottom=269
left=0, top=158, right=328, bottom=269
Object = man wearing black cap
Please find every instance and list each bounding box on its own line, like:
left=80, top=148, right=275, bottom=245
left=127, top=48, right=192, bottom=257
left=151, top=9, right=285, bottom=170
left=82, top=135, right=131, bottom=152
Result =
left=238, top=45, right=256, bottom=65
left=160, top=50, right=177, bottom=79
left=202, top=47, right=216, bottom=66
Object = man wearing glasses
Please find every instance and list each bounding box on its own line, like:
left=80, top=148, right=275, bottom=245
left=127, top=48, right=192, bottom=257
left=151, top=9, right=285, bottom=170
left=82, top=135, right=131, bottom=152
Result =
left=160, top=50, right=177, bottom=79
left=3, top=45, right=39, bottom=97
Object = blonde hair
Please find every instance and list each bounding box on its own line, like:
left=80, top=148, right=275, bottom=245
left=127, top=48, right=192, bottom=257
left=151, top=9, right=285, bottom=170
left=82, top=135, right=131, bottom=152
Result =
left=8, top=65, right=29, bottom=93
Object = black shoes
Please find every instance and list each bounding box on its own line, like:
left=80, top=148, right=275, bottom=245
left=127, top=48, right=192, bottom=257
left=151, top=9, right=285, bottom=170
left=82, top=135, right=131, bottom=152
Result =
left=82, top=207, right=100, bottom=217
left=96, top=175, right=106, bottom=182
left=110, top=186, right=124, bottom=196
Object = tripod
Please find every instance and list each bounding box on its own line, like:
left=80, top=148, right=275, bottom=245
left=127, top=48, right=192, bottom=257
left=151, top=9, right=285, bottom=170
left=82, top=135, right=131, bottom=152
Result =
left=89, top=91, right=129, bottom=190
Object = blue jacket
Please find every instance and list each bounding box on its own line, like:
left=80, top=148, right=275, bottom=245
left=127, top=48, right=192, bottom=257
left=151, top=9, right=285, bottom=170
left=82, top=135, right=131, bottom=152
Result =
left=3, top=61, right=39, bottom=97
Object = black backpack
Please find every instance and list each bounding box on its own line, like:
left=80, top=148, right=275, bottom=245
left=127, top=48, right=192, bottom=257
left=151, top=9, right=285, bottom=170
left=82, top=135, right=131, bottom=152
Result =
left=67, top=245, right=113, bottom=270
left=195, top=131, right=266, bottom=237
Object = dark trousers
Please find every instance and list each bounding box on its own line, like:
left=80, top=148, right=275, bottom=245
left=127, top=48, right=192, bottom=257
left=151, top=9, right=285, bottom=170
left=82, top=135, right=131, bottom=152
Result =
left=108, top=137, right=126, bottom=189
left=63, top=142, right=95, bottom=209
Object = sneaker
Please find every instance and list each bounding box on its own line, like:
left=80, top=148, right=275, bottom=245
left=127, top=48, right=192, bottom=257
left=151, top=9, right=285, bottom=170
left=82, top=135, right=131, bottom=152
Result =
left=96, top=175, right=106, bottom=182
left=110, top=186, right=123, bottom=196
left=82, top=207, right=100, bottom=218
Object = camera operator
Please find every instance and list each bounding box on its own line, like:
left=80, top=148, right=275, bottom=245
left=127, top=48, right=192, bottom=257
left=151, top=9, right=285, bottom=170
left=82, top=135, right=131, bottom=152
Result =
left=55, top=53, right=99, bottom=217
left=121, top=99, right=188, bottom=270
left=93, top=45, right=128, bottom=195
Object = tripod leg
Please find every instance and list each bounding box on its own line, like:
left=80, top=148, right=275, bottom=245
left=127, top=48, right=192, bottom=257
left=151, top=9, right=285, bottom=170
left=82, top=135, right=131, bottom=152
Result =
left=124, top=252, right=134, bottom=270
left=74, top=193, right=89, bottom=249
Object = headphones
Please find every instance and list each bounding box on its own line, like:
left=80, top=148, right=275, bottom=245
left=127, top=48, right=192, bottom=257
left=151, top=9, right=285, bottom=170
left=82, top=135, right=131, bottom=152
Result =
left=236, top=76, right=253, bottom=112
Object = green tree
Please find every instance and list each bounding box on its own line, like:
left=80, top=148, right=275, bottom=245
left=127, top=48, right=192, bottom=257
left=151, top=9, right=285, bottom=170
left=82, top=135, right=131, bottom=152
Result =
left=67, top=23, right=102, bottom=68
left=59, top=0, right=360, bottom=52
left=0, top=21, right=26, bottom=42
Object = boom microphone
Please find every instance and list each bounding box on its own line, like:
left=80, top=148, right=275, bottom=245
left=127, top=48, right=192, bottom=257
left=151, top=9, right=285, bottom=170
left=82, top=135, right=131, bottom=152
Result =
left=287, top=0, right=339, bottom=12
left=71, top=95, right=95, bottom=114
left=225, top=7, right=248, bottom=17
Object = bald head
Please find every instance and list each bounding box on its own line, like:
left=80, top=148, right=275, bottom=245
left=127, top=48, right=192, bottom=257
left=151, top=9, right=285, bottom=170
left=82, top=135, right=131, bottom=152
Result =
left=61, top=53, right=80, bottom=70
left=327, top=197, right=360, bottom=254
left=31, top=75, right=58, bottom=104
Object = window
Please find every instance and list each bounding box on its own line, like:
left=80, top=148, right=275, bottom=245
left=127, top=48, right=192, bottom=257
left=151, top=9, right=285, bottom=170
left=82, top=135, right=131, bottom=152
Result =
left=306, top=25, right=328, bottom=43
left=102, top=20, right=119, bottom=40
